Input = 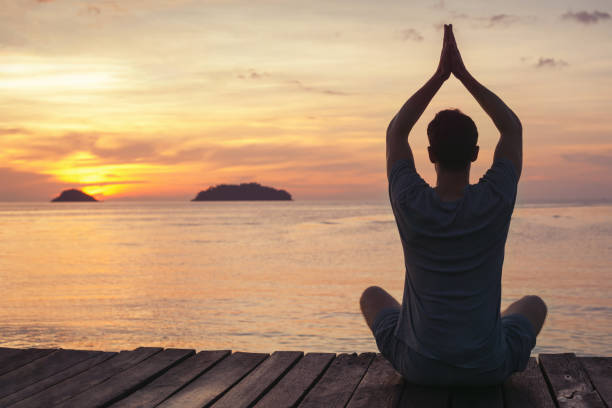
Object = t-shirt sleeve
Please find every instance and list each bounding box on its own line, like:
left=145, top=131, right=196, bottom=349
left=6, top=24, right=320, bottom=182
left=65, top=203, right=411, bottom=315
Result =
left=388, top=159, right=426, bottom=203
left=479, top=158, right=519, bottom=205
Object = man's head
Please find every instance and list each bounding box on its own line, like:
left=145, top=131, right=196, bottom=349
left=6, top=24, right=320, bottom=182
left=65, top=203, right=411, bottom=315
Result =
left=427, top=109, right=479, bottom=172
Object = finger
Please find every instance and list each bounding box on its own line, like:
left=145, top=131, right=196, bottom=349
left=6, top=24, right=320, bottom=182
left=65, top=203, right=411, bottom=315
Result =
left=448, top=24, right=456, bottom=44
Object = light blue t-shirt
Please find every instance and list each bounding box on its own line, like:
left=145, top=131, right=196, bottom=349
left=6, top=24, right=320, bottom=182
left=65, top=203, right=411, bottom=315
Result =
left=388, top=158, right=518, bottom=370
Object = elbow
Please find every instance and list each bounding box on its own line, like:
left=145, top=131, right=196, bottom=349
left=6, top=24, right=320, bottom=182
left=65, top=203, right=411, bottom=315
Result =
left=513, top=115, right=522, bottom=134
left=501, top=115, right=522, bottom=136
left=509, top=110, right=522, bottom=133
left=387, top=119, right=408, bottom=141
left=386, top=116, right=397, bottom=137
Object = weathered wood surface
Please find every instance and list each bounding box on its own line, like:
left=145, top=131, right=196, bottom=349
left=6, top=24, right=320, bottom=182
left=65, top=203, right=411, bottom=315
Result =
left=451, top=385, right=504, bottom=408
left=346, top=354, right=403, bottom=408
left=539, top=353, right=606, bottom=408
left=503, top=358, right=556, bottom=408
left=11, top=347, right=162, bottom=408
left=0, top=348, right=56, bottom=376
left=398, top=383, right=449, bottom=408
left=56, top=348, right=194, bottom=408
left=580, top=357, right=612, bottom=407
left=111, top=350, right=231, bottom=408
left=0, top=347, right=610, bottom=407
left=0, top=349, right=99, bottom=399
left=0, top=351, right=116, bottom=407
left=158, top=352, right=268, bottom=408
left=212, top=351, right=303, bottom=408
left=254, top=352, right=335, bottom=408
left=0, top=347, right=26, bottom=362
left=298, top=352, right=375, bottom=408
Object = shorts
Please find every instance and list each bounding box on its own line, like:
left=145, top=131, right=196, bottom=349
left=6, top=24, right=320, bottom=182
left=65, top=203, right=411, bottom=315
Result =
left=371, top=307, right=537, bottom=386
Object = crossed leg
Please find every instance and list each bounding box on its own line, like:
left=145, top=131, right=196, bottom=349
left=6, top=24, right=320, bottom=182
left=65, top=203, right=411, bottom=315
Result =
left=359, top=286, right=401, bottom=331
left=501, top=295, right=548, bottom=335
left=361, top=288, right=547, bottom=337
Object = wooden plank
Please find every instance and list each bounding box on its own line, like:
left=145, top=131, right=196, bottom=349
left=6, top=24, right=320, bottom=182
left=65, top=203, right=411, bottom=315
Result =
left=0, top=348, right=57, bottom=376
left=580, top=357, right=612, bottom=406
left=0, top=349, right=100, bottom=399
left=110, top=350, right=230, bottom=408
left=346, top=354, right=403, bottom=408
left=254, top=353, right=335, bottom=408
left=11, top=347, right=163, bottom=408
left=397, top=383, right=449, bottom=408
left=0, top=352, right=116, bottom=407
left=56, top=348, right=194, bottom=408
left=158, top=352, right=268, bottom=408
left=0, top=347, right=23, bottom=362
left=298, top=352, right=375, bottom=408
left=540, top=353, right=606, bottom=408
left=503, top=357, right=556, bottom=408
left=212, top=351, right=303, bottom=408
left=450, top=385, right=503, bottom=408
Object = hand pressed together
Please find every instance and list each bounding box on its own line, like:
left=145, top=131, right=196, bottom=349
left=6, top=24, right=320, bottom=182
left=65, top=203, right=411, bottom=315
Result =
left=446, top=24, right=469, bottom=81
left=435, top=24, right=452, bottom=81
left=436, top=24, right=469, bottom=81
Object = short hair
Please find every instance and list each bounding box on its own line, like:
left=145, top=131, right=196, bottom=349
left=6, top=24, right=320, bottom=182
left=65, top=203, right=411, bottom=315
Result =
left=427, top=109, right=478, bottom=171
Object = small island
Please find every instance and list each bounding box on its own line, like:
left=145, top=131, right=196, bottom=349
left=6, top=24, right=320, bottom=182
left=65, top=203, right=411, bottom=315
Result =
left=192, top=182, right=292, bottom=201
left=51, top=189, right=98, bottom=202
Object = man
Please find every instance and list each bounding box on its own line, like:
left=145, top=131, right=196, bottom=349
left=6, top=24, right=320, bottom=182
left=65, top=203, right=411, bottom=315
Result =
left=359, top=24, right=547, bottom=385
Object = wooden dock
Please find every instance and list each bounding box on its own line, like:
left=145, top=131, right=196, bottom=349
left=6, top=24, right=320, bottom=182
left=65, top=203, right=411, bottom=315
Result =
left=0, top=347, right=610, bottom=407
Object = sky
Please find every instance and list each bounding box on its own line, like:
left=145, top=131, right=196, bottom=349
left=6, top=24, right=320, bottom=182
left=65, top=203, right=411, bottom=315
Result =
left=1, top=0, right=611, bottom=202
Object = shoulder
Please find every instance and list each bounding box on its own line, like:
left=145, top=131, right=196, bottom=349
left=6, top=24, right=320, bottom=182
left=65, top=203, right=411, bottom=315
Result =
left=480, top=158, right=519, bottom=185
left=388, top=159, right=428, bottom=204
left=476, top=158, right=519, bottom=206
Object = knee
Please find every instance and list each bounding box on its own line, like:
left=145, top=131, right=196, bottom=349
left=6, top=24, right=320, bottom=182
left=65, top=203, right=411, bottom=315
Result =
left=360, top=286, right=383, bottom=309
left=524, top=295, right=547, bottom=317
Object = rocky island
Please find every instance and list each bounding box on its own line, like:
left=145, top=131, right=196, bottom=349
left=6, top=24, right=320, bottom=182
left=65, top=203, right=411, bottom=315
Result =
left=51, top=189, right=98, bottom=202
left=192, top=182, right=292, bottom=201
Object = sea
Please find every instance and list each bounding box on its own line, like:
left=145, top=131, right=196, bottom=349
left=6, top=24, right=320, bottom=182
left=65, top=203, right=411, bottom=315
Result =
left=0, top=201, right=610, bottom=356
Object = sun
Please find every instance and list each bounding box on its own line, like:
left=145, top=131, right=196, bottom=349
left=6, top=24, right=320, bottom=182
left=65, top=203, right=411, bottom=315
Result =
left=42, top=152, right=156, bottom=199
left=80, top=184, right=127, bottom=200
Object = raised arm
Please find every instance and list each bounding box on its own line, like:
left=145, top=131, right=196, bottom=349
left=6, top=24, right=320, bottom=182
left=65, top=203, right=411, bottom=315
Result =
left=386, top=25, right=452, bottom=179
left=447, top=25, right=523, bottom=178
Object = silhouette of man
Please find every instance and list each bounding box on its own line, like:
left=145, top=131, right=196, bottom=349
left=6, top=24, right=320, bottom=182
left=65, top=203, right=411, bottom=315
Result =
left=360, top=25, right=547, bottom=385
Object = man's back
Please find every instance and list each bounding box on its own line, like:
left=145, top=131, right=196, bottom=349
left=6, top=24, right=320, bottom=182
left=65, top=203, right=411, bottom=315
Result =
left=360, top=24, right=545, bottom=386
left=389, top=158, right=518, bottom=370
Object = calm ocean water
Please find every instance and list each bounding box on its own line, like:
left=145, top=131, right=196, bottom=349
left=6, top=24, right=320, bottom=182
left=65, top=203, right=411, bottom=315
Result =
left=0, top=201, right=610, bottom=355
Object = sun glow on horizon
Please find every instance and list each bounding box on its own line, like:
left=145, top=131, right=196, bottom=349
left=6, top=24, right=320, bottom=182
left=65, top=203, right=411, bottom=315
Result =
left=80, top=184, right=131, bottom=199
left=38, top=153, right=168, bottom=199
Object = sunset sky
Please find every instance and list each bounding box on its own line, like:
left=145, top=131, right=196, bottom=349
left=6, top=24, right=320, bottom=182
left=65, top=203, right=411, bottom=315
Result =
left=1, top=0, right=611, bottom=201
